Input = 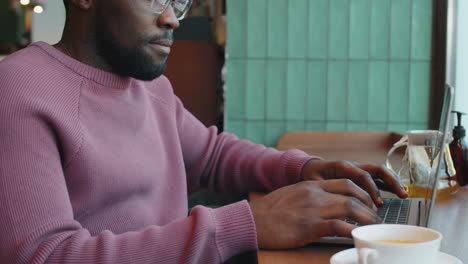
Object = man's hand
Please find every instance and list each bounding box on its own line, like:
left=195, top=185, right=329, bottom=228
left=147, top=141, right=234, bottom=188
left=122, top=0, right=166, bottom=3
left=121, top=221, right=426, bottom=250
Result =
left=301, top=160, right=408, bottom=206
left=250, top=180, right=382, bottom=249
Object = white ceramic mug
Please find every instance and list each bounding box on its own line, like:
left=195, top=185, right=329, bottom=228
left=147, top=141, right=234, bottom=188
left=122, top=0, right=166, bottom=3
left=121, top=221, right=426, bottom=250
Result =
left=352, top=224, right=442, bottom=264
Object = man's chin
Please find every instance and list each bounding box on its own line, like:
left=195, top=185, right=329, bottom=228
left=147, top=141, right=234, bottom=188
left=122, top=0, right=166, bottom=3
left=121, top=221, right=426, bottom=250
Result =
left=125, top=62, right=167, bottom=81
left=96, top=38, right=168, bottom=81
left=110, top=51, right=167, bottom=81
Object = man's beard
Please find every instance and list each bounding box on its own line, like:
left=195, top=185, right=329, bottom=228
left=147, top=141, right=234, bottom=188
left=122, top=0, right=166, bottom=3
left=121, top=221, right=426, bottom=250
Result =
left=94, top=25, right=169, bottom=81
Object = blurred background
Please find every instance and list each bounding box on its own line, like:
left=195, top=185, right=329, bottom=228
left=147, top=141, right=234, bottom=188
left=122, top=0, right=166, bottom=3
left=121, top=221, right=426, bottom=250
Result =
left=1, top=0, right=467, bottom=148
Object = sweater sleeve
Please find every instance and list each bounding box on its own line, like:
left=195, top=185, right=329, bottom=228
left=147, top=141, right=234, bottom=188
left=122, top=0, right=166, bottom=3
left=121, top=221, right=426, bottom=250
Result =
left=0, top=69, right=257, bottom=263
left=174, top=95, right=316, bottom=195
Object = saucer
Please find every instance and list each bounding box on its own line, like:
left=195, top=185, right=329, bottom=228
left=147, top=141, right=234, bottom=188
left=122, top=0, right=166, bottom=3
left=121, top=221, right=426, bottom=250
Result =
left=330, top=248, right=462, bottom=264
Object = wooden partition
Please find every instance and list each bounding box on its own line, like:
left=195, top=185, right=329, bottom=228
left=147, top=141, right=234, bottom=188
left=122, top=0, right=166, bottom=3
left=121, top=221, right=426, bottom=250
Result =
left=276, top=131, right=403, bottom=165
left=164, top=41, right=223, bottom=129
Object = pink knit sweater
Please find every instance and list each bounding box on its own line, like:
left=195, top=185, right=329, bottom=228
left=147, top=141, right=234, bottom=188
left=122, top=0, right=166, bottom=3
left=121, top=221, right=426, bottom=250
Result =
left=0, top=42, right=313, bottom=263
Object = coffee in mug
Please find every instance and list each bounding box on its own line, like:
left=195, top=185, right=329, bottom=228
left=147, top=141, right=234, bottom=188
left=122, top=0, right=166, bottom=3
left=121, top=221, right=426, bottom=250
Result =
left=376, top=239, right=420, bottom=244
left=352, top=224, right=442, bottom=264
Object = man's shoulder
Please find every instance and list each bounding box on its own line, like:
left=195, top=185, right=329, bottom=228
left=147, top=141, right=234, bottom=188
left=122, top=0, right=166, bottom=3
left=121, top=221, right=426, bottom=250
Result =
left=0, top=44, right=62, bottom=85
left=1, top=44, right=78, bottom=88
left=0, top=44, right=45, bottom=68
left=0, top=47, right=34, bottom=76
left=0, top=45, right=81, bottom=109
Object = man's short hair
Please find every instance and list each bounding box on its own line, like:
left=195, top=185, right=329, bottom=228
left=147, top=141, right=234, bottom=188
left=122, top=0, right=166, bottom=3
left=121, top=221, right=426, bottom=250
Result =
left=63, top=0, right=69, bottom=10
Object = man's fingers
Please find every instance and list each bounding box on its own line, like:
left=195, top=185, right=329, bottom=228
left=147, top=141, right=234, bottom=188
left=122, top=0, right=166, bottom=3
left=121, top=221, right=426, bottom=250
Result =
left=320, top=179, right=377, bottom=211
left=316, top=219, right=355, bottom=238
left=316, top=195, right=382, bottom=224
left=328, top=162, right=383, bottom=206
left=341, top=162, right=383, bottom=206
left=352, top=167, right=384, bottom=206
left=358, top=164, right=408, bottom=198
left=375, top=179, right=396, bottom=193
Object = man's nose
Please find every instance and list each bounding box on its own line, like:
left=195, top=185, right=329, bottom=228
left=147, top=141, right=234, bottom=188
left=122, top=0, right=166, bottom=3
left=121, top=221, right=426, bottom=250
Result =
left=157, top=5, right=180, bottom=30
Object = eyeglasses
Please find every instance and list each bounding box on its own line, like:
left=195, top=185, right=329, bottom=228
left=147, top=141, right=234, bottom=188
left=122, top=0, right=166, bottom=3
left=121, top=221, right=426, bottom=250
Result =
left=146, top=0, right=193, bottom=20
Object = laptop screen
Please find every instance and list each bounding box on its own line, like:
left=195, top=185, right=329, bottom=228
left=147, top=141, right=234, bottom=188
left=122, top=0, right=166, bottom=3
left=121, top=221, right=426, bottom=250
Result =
left=423, top=84, right=455, bottom=227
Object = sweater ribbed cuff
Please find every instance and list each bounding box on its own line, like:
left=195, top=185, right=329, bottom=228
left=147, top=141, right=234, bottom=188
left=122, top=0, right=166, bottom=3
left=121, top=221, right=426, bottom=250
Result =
left=282, top=149, right=322, bottom=184
left=210, top=200, right=258, bottom=262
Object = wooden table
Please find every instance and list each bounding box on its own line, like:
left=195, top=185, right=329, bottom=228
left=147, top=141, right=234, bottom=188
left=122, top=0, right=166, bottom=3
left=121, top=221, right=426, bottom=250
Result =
left=256, top=131, right=468, bottom=264
left=430, top=187, right=468, bottom=262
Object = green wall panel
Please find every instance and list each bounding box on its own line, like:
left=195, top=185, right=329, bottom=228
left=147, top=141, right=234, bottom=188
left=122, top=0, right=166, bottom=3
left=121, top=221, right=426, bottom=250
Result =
left=307, top=61, right=327, bottom=121
left=247, top=0, right=267, bottom=58
left=308, top=0, right=328, bottom=59
left=288, top=0, right=308, bottom=59
left=286, top=60, right=307, bottom=120
left=388, top=123, right=409, bottom=133
left=267, top=0, right=288, bottom=58
left=348, top=123, right=369, bottom=131
left=326, top=122, right=348, bottom=131
left=226, top=0, right=433, bottom=145
left=370, top=0, right=391, bottom=59
left=226, top=59, right=246, bottom=119
left=389, top=62, right=410, bottom=122
left=348, top=62, right=369, bottom=122
left=368, top=123, right=388, bottom=131
left=266, top=60, right=287, bottom=120
left=368, top=61, right=389, bottom=122
left=327, top=61, right=348, bottom=121
left=226, top=0, right=246, bottom=58
left=306, top=122, right=326, bottom=131
left=246, top=60, right=266, bottom=119
left=409, top=62, right=430, bottom=123
left=286, top=120, right=306, bottom=132
left=227, top=120, right=245, bottom=140
left=265, top=121, right=286, bottom=147
left=390, top=0, right=412, bottom=60
left=412, top=0, right=433, bottom=60
left=349, top=0, right=371, bottom=60
left=246, top=120, right=265, bottom=144
left=328, top=0, right=349, bottom=59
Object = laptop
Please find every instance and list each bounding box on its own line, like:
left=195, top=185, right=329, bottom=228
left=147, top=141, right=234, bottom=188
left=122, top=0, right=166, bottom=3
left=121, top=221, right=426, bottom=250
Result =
left=317, top=84, right=455, bottom=245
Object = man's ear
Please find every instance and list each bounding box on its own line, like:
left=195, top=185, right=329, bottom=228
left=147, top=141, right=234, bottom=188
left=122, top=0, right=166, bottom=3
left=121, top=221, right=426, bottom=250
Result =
left=69, top=0, right=93, bottom=10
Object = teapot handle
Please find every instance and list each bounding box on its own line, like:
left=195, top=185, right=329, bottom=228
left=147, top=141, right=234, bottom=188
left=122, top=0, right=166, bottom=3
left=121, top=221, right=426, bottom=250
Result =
left=386, top=134, right=408, bottom=172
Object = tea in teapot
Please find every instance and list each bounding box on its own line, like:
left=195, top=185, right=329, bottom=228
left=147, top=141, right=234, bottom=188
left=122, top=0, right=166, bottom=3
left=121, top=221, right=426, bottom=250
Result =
left=386, top=130, right=458, bottom=199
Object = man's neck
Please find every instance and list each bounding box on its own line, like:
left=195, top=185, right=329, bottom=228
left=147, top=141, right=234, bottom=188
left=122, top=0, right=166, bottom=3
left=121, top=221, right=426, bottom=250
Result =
left=56, top=23, right=114, bottom=74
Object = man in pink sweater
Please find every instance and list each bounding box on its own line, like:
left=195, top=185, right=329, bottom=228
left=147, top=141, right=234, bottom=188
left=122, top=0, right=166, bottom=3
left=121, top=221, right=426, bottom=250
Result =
left=0, top=0, right=407, bottom=263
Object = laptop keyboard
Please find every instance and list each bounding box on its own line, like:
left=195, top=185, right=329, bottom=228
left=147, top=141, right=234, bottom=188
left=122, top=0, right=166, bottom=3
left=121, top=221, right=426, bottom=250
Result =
left=346, top=198, right=410, bottom=226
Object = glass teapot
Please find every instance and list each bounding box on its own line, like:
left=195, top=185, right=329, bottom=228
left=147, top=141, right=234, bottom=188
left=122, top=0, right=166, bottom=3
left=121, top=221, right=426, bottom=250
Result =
left=386, top=130, right=458, bottom=199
